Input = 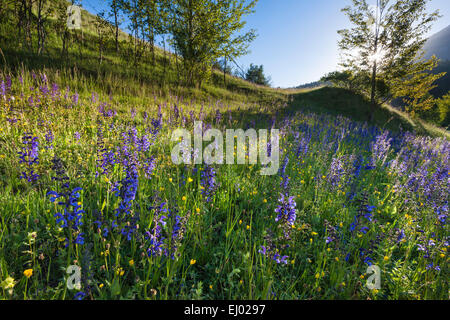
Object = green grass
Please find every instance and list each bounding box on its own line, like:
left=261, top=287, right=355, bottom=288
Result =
left=0, top=1, right=448, bottom=301
left=0, top=68, right=448, bottom=300
left=0, top=0, right=284, bottom=108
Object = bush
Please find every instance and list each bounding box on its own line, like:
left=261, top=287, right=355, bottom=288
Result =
left=436, top=91, right=450, bottom=128
left=244, top=64, right=271, bottom=86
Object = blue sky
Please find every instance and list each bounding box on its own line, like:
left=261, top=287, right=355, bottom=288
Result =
left=80, top=0, right=450, bottom=88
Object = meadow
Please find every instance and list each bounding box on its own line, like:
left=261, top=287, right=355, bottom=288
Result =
left=0, top=68, right=448, bottom=300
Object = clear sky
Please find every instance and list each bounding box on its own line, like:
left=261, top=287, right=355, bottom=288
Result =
left=80, top=0, right=450, bottom=88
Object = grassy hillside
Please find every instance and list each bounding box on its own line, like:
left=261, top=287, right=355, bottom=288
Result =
left=1, top=0, right=448, bottom=137
left=0, top=0, right=286, bottom=107
left=1, top=67, right=449, bottom=300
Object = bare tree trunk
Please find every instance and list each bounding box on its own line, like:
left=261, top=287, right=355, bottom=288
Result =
left=162, top=36, right=166, bottom=84
left=61, top=30, right=68, bottom=59
left=77, top=30, right=83, bottom=62
left=369, top=60, right=377, bottom=121
left=26, top=0, right=33, bottom=52
left=114, top=2, right=119, bottom=53
left=37, top=0, right=47, bottom=55
left=98, top=31, right=103, bottom=64
left=369, top=0, right=381, bottom=122
left=151, top=28, right=155, bottom=66
left=223, top=57, right=227, bottom=86
left=18, top=0, right=33, bottom=51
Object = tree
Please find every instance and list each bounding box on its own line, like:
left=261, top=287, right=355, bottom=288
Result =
left=55, top=0, right=70, bottom=59
left=106, top=0, right=123, bottom=53
left=141, top=0, right=167, bottom=66
left=216, top=0, right=257, bottom=86
left=436, top=91, right=450, bottom=128
left=121, top=0, right=148, bottom=67
left=168, top=0, right=257, bottom=88
left=214, top=59, right=233, bottom=74
left=17, top=0, right=35, bottom=51
left=36, top=0, right=53, bottom=55
left=338, top=0, right=441, bottom=120
left=390, top=55, right=445, bottom=117
left=321, top=70, right=356, bottom=91
left=0, top=1, right=15, bottom=46
left=94, top=11, right=112, bottom=64
left=245, top=63, right=270, bottom=86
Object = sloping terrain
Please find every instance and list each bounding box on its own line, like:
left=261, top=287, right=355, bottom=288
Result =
left=423, top=25, right=450, bottom=98
left=423, top=25, right=450, bottom=61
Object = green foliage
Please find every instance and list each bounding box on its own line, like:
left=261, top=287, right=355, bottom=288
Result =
left=213, top=59, right=233, bottom=75
left=390, top=55, right=446, bottom=117
left=338, top=0, right=442, bottom=118
left=321, top=70, right=390, bottom=102
left=93, top=11, right=113, bottom=63
left=321, top=71, right=355, bottom=90
left=245, top=63, right=271, bottom=86
left=436, top=91, right=450, bottom=127
left=168, top=0, right=257, bottom=88
left=431, top=59, right=450, bottom=98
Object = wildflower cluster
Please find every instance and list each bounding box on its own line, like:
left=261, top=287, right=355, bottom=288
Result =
left=18, top=134, right=40, bottom=183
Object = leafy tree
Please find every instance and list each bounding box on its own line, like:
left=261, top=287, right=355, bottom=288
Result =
left=436, top=91, right=450, bottom=127
left=245, top=63, right=270, bottom=86
left=168, top=0, right=257, bottom=88
left=338, top=0, right=442, bottom=120
left=217, top=0, right=257, bottom=86
left=321, top=70, right=357, bottom=91
left=390, top=56, right=445, bottom=117
left=213, top=59, right=233, bottom=74
left=0, top=1, right=16, bottom=46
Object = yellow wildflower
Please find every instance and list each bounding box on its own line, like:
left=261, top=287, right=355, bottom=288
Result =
left=23, top=269, right=33, bottom=278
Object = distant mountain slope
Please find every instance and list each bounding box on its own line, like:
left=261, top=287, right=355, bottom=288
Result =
left=430, top=59, right=450, bottom=98
left=422, top=25, right=450, bottom=99
left=423, top=25, right=450, bottom=61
